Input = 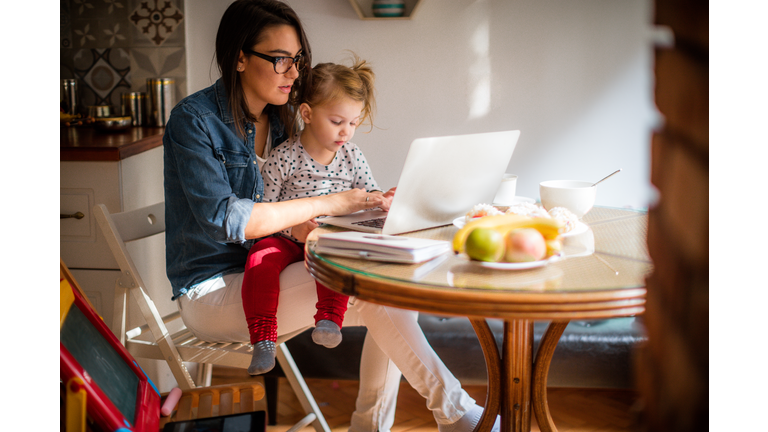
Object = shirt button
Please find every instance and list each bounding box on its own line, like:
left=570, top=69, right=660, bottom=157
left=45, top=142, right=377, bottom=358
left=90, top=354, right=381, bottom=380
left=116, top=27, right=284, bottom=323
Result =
left=247, top=129, right=253, bottom=134
left=253, top=161, right=257, bottom=165
left=255, top=194, right=261, bottom=199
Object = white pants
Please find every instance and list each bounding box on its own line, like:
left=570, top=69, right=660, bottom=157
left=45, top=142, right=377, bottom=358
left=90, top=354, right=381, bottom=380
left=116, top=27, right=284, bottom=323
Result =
left=177, top=261, right=475, bottom=432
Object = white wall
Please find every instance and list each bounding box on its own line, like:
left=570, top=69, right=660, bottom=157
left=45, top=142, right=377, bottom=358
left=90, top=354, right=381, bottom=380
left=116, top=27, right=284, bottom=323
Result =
left=186, top=0, right=660, bottom=209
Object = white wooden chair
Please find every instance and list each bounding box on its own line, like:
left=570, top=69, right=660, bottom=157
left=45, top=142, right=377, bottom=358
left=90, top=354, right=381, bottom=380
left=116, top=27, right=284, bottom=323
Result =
left=94, top=202, right=330, bottom=432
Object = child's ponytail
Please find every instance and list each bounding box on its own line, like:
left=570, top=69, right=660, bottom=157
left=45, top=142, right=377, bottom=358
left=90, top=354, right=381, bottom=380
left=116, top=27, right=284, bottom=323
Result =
left=350, top=56, right=376, bottom=131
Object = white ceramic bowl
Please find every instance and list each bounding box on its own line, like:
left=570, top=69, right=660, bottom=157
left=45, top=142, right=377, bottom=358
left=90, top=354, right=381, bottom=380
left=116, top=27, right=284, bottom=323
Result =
left=539, top=180, right=596, bottom=218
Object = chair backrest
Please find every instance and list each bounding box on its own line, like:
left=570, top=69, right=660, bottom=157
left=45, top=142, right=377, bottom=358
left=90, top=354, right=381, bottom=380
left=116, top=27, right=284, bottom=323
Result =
left=110, top=201, right=165, bottom=242
left=95, top=202, right=165, bottom=291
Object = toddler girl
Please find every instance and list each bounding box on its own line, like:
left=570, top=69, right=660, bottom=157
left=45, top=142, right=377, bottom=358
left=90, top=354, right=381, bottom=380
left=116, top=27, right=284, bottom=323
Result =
left=242, top=55, right=395, bottom=375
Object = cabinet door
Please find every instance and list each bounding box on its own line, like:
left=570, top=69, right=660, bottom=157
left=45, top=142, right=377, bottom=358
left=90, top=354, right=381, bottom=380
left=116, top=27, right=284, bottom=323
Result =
left=60, top=161, right=121, bottom=269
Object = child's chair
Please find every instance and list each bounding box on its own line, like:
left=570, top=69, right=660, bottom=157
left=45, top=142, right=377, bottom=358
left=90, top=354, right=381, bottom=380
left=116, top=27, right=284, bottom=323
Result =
left=93, top=202, right=330, bottom=432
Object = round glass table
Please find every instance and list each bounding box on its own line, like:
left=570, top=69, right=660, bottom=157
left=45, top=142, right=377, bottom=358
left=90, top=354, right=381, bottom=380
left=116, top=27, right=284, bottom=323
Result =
left=305, top=206, right=651, bottom=432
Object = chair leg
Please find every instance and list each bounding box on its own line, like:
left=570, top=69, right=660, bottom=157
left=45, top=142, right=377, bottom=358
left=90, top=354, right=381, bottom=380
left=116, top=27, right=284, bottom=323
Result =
left=194, top=363, right=213, bottom=388
left=275, top=343, right=331, bottom=432
left=203, top=363, right=213, bottom=387
left=264, top=375, right=279, bottom=425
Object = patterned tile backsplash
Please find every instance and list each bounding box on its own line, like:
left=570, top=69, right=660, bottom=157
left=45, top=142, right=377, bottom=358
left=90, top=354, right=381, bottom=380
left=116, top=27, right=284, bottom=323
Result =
left=61, top=0, right=186, bottom=114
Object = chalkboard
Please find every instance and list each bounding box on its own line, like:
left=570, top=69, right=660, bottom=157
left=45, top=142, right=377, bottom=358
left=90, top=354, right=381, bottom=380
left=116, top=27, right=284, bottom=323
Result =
left=60, top=303, right=139, bottom=424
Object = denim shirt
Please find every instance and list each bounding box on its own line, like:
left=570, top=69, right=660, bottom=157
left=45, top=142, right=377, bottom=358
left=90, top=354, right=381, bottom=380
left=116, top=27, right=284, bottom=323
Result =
left=164, top=79, right=288, bottom=300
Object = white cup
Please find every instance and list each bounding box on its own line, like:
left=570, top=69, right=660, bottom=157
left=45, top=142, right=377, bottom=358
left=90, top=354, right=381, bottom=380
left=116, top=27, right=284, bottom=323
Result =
left=493, top=174, right=518, bottom=205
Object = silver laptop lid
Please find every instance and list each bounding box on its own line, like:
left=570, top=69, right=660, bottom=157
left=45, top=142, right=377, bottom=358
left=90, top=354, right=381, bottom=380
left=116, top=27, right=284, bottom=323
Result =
left=380, top=130, right=520, bottom=234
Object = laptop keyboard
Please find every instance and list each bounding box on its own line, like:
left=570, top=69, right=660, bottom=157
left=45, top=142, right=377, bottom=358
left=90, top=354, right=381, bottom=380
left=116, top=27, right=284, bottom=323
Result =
left=352, top=217, right=387, bottom=228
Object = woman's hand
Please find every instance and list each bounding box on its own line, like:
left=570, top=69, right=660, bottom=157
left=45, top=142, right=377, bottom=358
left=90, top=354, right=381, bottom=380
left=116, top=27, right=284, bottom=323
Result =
left=380, top=187, right=396, bottom=211
left=291, top=219, right=319, bottom=243
left=320, top=188, right=386, bottom=216
left=368, top=187, right=397, bottom=211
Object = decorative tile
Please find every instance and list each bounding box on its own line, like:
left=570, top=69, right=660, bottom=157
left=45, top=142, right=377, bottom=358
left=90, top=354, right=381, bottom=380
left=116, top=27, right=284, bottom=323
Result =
left=129, top=47, right=187, bottom=100
left=61, top=0, right=73, bottom=49
left=129, top=0, right=184, bottom=46
left=61, top=49, right=76, bottom=79
left=69, top=0, right=130, bottom=48
left=74, top=48, right=132, bottom=109
left=60, top=0, right=187, bottom=102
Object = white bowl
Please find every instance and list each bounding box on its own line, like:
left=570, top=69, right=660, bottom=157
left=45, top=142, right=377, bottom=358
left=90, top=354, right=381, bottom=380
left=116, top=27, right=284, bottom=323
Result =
left=539, top=180, right=596, bottom=218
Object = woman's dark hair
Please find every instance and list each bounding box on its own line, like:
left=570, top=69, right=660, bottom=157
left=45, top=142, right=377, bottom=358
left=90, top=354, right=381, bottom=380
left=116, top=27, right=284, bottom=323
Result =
left=215, top=0, right=312, bottom=137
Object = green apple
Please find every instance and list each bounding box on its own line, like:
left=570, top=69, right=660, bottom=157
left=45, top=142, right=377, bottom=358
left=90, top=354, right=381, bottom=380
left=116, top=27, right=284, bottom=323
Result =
left=465, top=228, right=505, bottom=262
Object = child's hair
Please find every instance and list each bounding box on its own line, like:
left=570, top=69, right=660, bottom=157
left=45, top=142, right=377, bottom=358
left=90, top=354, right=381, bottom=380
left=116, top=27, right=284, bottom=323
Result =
left=303, top=53, right=376, bottom=131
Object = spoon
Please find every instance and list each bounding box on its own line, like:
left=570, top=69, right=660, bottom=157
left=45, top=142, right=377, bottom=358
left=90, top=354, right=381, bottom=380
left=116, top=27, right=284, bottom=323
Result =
left=592, top=169, right=622, bottom=187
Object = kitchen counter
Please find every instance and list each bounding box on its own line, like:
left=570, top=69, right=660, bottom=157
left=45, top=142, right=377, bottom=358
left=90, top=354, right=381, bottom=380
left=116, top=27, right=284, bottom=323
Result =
left=60, top=125, right=165, bottom=162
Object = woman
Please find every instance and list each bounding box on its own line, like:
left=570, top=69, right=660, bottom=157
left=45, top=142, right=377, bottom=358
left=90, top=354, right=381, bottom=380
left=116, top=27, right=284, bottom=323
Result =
left=163, top=1, right=497, bottom=431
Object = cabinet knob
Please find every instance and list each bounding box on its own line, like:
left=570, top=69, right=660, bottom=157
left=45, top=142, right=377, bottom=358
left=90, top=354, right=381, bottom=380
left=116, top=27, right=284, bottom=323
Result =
left=61, top=212, right=85, bottom=220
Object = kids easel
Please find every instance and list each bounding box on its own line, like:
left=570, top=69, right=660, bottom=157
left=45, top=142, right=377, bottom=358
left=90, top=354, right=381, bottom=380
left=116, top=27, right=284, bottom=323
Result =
left=60, top=260, right=266, bottom=432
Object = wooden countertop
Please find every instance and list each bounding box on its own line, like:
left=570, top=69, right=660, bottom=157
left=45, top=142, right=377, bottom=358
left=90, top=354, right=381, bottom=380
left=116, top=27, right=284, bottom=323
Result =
left=60, top=125, right=165, bottom=162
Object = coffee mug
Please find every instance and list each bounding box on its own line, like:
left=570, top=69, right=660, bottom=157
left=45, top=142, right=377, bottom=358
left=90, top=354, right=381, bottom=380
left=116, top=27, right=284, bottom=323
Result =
left=493, top=174, right=518, bottom=205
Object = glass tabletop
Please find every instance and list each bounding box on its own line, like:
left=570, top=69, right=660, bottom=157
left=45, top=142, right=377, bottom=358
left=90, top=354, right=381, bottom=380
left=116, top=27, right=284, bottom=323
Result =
left=307, top=206, right=652, bottom=296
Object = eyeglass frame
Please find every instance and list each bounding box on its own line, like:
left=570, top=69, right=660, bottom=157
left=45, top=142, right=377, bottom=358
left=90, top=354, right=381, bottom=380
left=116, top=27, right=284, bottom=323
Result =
left=242, top=48, right=305, bottom=74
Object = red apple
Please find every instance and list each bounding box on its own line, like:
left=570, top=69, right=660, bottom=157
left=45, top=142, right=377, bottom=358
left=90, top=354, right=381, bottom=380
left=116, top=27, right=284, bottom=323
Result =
left=504, top=228, right=547, bottom=262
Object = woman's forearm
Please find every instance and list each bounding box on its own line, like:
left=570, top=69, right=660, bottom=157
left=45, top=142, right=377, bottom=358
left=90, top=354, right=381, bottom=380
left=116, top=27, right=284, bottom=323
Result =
left=245, top=197, right=325, bottom=239
left=244, top=189, right=386, bottom=239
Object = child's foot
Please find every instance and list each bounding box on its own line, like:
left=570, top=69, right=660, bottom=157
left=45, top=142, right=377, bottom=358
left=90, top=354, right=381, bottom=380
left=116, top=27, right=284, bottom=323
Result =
left=248, top=340, right=276, bottom=375
left=437, top=404, right=500, bottom=432
left=311, top=320, right=342, bottom=348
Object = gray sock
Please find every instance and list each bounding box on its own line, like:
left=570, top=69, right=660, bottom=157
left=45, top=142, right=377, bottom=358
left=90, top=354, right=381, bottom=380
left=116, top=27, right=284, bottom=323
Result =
left=248, top=340, right=276, bottom=375
left=437, top=404, right=500, bottom=432
left=311, top=320, right=342, bottom=348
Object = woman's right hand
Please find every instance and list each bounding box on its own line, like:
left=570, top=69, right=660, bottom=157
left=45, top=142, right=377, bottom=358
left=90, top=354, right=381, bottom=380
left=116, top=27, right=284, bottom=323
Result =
left=321, top=188, right=385, bottom=216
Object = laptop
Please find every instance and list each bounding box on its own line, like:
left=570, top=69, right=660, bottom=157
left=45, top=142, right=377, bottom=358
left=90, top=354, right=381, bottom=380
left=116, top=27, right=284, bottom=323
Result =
left=319, top=130, right=520, bottom=235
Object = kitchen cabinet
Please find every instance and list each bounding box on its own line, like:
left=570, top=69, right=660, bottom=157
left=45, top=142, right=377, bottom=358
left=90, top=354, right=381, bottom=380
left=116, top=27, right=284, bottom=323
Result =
left=60, top=126, right=168, bottom=331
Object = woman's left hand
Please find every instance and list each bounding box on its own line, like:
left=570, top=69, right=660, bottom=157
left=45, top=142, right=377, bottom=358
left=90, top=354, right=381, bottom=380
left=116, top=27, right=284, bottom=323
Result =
left=291, top=219, right=320, bottom=243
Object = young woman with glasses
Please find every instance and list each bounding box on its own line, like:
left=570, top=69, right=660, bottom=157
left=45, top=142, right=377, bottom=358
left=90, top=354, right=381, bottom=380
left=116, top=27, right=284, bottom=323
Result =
left=163, top=1, right=499, bottom=431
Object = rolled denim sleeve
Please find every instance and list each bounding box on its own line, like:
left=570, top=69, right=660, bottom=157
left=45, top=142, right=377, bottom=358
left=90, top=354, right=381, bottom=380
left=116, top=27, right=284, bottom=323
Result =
left=164, top=104, right=255, bottom=245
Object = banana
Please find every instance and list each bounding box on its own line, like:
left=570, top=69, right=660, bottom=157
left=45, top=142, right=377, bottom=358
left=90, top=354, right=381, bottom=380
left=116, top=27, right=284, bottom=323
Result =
left=453, top=214, right=564, bottom=254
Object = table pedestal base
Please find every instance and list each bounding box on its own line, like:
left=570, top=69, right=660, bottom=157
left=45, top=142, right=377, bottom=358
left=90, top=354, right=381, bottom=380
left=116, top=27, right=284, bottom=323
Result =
left=469, top=319, right=570, bottom=432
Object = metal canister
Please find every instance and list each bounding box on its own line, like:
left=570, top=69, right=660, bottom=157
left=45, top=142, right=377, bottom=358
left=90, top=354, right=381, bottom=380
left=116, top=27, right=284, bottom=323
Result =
left=147, top=78, right=175, bottom=127
left=61, top=79, right=78, bottom=115
left=122, top=92, right=147, bottom=126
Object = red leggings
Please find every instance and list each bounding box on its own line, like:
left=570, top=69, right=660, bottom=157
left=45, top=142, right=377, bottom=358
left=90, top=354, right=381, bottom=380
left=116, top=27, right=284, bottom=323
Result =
left=241, top=235, right=349, bottom=345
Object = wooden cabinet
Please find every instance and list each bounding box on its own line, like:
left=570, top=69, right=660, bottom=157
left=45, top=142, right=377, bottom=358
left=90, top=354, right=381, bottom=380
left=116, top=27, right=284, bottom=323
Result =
left=60, top=127, right=167, bottom=331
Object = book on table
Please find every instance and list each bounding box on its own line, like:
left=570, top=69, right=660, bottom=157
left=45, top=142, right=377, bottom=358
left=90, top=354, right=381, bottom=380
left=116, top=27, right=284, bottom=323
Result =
left=315, top=231, right=451, bottom=264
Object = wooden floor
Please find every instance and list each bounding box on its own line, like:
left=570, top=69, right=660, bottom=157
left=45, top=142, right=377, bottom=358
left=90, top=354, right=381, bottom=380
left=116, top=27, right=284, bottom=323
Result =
left=211, top=366, right=640, bottom=432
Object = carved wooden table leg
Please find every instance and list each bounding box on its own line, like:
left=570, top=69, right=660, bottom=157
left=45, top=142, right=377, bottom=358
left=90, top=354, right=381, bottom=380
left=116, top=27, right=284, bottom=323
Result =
left=532, top=321, right=570, bottom=432
left=504, top=320, right=534, bottom=432
left=469, top=318, right=502, bottom=432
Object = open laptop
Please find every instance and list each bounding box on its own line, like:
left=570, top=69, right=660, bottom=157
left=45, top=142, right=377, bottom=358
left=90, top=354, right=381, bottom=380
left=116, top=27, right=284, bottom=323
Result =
left=319, top=130, right=520, bottom=235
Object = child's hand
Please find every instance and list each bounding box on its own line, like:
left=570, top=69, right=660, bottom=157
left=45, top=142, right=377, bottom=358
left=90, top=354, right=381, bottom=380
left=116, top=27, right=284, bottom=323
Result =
left=291, top=219, right=320, bottom=243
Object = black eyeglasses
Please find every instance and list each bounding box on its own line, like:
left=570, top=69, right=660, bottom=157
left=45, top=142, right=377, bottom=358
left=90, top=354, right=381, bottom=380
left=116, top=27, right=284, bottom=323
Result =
left=243, top=48, right=305, bottom=74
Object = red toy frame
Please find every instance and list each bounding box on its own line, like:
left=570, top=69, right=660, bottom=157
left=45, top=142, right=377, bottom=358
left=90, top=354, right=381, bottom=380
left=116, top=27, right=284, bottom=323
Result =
left=60, top=278, right=160, bottom=432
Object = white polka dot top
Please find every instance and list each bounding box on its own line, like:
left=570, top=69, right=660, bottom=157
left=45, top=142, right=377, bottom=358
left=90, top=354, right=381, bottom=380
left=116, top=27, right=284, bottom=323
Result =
left=262, top=135, right=381, bottom=208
